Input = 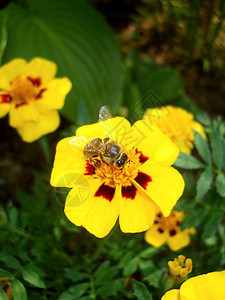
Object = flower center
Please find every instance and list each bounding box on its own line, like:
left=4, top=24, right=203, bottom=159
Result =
left=10, top=77, right=39, bottom=105
left=155, top=211, right=182, bottom=234
left=85, top=146, right=146, bottom=188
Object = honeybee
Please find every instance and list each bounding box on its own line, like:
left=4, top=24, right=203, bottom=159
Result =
left=70, top=106, right=128, bottom=169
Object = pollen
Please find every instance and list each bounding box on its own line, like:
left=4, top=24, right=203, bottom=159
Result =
left=89, top=147, right=146, bottom=187
left=10, top=76, right=38, bottom=104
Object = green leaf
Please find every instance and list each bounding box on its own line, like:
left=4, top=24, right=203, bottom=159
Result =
left=194, top=131, right=211, bottom=165
left=22, top=268, right=45, bottom=288
left=0, top=289, right=8, bottom=300
left=196, top=112, right=211, bottom=126
left=181, top=207, right=209, bottom=229
left=139, top=247, right=163, bottom=259
left=3, top=0, right=122, bottom=123
left=202, top=213, right=223, bottom=240
left=0, top=268, right=11, bottom=277
left=144, top=269, right=163, bottom=288
left=216, top=173, right=225, bottom=197
left=196, top=169, right=213, bottom=198
left=174, top=151, right=205, bottom=169
left=64, top=268, right=87, bottom=282
left=0, top=11, right=7, bottom=65
left=11, top=278, right=27, bottom=300
left=94, top=262, right=118, bottom=286
left=0, top=255, right=21, bottom=269
left=123, top=257, right=139, bottom=277
left=96, top=279, right=123, bottom=297
left=58, top=283, right=89, bottom=300
left=132, top=279, right=153, bottom=300
left=210, top=129, right=224, bottom=170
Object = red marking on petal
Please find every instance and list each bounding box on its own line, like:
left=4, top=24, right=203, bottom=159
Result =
left=15, top=101, right=28, bottom=108
left=158, top=228, right=164, bottom=233
left=169, top=229, right=177, bottom=236
left=176, top=221, right=181, bottom=226
left=136, top=148, right=149, bottom=163
left=122, top=184, right=137, bottom=199
left=154, top=220, right=159, bottom=224
left=134, top=172, right=152, bottom=190
left=3, top=283, right=10, bottom=293
left=35, top=88, right=47, bottom=100
left=84, top=161, right=96, bottom=175
left=27, top=76, right=41, bottom=87
left=1, top=94, right=12, bottom=103
left=94, top=183, right=115, bottom=202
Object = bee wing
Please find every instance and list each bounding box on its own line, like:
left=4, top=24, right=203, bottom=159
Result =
left=69, top=136, right=89, bottom=150
left=98, top=105, right=116, bottom=139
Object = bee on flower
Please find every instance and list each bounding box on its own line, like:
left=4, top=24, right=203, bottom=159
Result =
left=143, top=106, right=206, bottom=154
left=0, top=57, right=72, bottom=142
left=50, top=106, right=185, bottom=238
left=145, top=210, right=195, bottom=251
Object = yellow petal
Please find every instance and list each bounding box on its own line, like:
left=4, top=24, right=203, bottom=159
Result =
left=180, top=270, right=225, bottom=300
left=17, top=110, right=60, bottom=142
left=161, top=289, right=180, bottom=300
left=119, top=186, right=155, bottom=233
left=64, top=178, right=120, bottom=238
left=9, top=102, right=40, bottom=128
left=22, top=57, right=57, bottom=84
left=76, top=116, right=131, bottom=144
left=50, top=136, right=85, bottom=187
left=35, top=78, right=72, bottom=113
left=130, top=120, right=179, bottom=166
left=167, top=230, right=191, bottom=251
left=145, top=225, right=169, bottom=247
left=138, top=161, right=185, bottom=217
left=191, top=121, right=206, bottom=140
left=0, top=58, right=27, bottom=90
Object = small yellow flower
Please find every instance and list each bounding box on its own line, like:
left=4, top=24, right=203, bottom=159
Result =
left=162, top=270, right=225, bottom=300
left=0, top=277, right=13, bottom=300
left=50, top=116, right=185, bottom=238
left=145, top=210, right=195, bottom=251
left=0, top=58, right=72, bottom=142
left=168, top=255, right=192, bottom=283
left=143, top=106, right=206, bottom=154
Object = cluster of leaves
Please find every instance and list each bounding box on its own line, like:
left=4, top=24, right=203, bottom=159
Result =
left=0, top=0, right=224, bottom=299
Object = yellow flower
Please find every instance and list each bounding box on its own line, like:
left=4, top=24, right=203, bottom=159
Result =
left=50, top=115, right=185, bottom=238
left=145, top=210, right=195, bottom=251
left=162, top=270, right=225, bottom=300
left=168, top=255, right=192, bottom=283
left=143, top=106, right=206, bottom=154
left=0, top=277, right=13, bottom=300
left=0, top=58, right=72, bottom=142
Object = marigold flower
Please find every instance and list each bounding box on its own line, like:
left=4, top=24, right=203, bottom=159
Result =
left=0, top=58, right=72, bottom=142
left=0, top=277, right=12, bottom=300
left=168, top=255, right=192, bottom=283
left=143, top=106, right=206, bottom=154
left=50, top=116, right=185, bottom=238
left=145, top=210, right=195, bottom=251
left=162, top=270, right=225, bottom=300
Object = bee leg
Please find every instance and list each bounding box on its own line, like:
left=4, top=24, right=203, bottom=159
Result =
left=89, top=157, right=101, bottom=168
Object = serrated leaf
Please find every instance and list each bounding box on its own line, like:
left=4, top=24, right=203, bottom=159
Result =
left=202, top=213, right=223, bottom=240
left=210, top=129, right=224, bottom=170
left=144, top=269, right=163, bottom=288
left=196, top=112, right=211, bottom=126
left=11, top=278, right=27, bottom=300
left=132, top=279, right=153, bottom=300
left=216, top=173, right=225, bottom=197
left=96, top=279, right=123, bottom=297
left=58, top=283, right=89, bottom=300
left=196, top=169, right=213, bottom=198
left=174, top=151, right=205, bottom=169
left=194, top=131, right=211, bottom=165
left=22, top=269, right=45, bottom=288
left=3, top=0, right=122, bottom=123
left=64, top=268, right=87, bottom=282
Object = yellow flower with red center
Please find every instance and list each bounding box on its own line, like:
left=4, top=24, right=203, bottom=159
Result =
left=145, top=210, right=195, bottom=251
left=143, top=106, right=206, bottom=154
left=0, top=277, right=12, bottom=300
left=168, top=255, right=192, bottom=283
left=50, top=115, right=185, bottom=238
left=0, top=58, right=72, bottom=142
left=162, top=270, right=225, bottom=300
